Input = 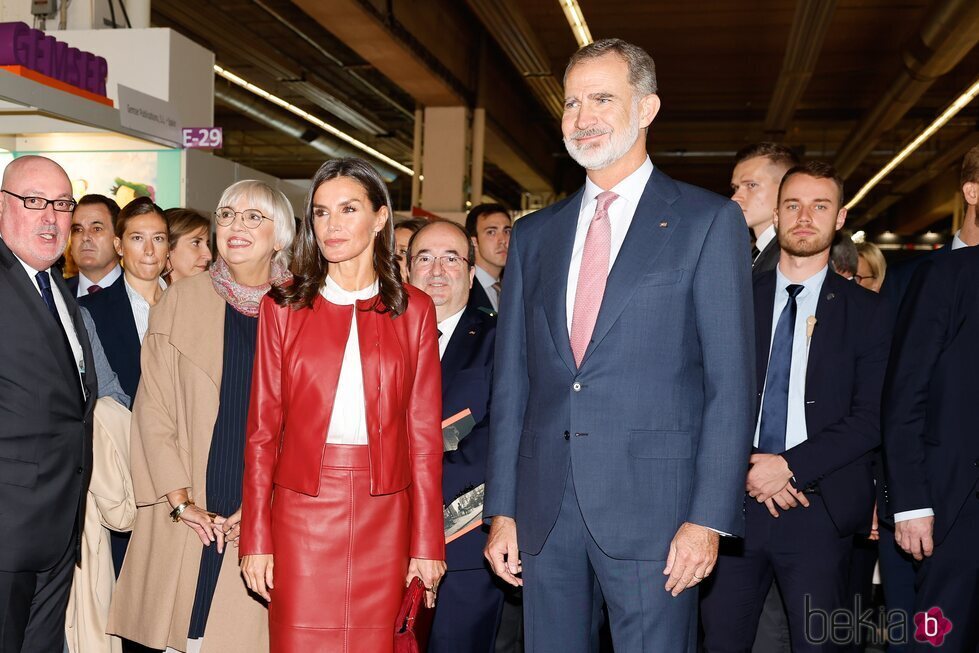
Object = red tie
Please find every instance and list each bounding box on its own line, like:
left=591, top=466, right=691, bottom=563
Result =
left=87, top=284, right=102, bottom=294
left=570, top=191, right=618, bottom=367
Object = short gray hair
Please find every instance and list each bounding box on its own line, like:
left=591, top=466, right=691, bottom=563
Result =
left=216, top=180, right=296, bottom=268
left=564, top=38, right=658, bottom=95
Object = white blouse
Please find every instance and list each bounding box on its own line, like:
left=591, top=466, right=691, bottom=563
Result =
left=320, top=276, right=379, bottom=445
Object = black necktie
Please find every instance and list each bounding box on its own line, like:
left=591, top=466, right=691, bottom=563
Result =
left=36, top=270, right=83, bottom=399
left=757, top=284, right=804, bottom=454
left=35, top=269, right=61, bottom=321
left=751, top=245, right=761, bottom=261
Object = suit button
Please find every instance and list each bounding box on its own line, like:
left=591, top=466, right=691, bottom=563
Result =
left=564, top=431, right=570, bottom=441
left=76, top=467, right=83, bottom=475
left=572, top=382, right=582, bottom=392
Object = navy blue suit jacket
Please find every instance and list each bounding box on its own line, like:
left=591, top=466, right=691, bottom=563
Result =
left=754, top=270, right=891, bottom=536
left=882, top=247, right=979, bottom=544
left=485, top=167, right=757, bottom=559
left=441, top=304, right=497, bottom=571
left=79, top=275, right=142, bottom=402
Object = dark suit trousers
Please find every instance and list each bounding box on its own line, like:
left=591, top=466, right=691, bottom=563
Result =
left=700, top=497, right=852, bottom=653
left=877, top=523, right=915, bottom=653
left=911, top=492, right=979, bottom=652
left=0, top=537, right=74, bottom=653
left=521, top=469, right=697, bottom=653
left=429, top=567, right=504, bottom=653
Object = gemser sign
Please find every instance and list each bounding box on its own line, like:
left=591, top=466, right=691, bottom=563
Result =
left=0, top=22, right=108, bottom=96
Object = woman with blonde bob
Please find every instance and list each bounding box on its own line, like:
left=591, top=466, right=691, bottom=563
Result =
left=108, top=180, right=296, bottom=653
left=854, top=241, right=886, bottom=293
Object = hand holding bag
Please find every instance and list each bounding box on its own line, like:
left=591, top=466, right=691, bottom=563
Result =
left=394, top=576, right=435, bottom=653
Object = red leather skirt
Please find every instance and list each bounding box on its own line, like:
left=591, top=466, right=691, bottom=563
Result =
left=269, top=444, right=410, bottom=653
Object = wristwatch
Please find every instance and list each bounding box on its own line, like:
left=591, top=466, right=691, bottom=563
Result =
left=170, top=500, right=194, bottom=522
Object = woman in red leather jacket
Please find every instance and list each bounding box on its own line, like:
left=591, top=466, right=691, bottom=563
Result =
left=239, top=157, right=446, bottom=652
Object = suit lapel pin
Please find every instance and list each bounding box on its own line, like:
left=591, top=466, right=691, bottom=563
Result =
left=659, top=220, right=669, bottom=228
left=826, top=292, right=835, bottom=301
left=468, top=329, right=476, bottom=336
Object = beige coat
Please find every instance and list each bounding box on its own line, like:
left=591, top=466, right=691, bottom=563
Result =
left=107, top=273, right=268, bottom=653
left=66, top=397, right=136, bottom=653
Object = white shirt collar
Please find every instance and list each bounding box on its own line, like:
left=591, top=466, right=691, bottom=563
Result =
left=437, top=307, right=466, bottom=359
left=775, top=264, right=828, bottom=299
left=952, top=230, right=968, bottom=250
left=473, top=265, right=498, bottom=288
left=755, top=225, right=777, bottom=253
left=78, top=263, right=122, bottom=293
left=582, top=156, right=654, bottom=211
left=321, top=275, right=379, bottom=305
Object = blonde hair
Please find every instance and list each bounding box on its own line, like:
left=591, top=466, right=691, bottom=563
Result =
left=856, top=241, right=886, bottom=287
left=216, top=180, right=296, bottom=268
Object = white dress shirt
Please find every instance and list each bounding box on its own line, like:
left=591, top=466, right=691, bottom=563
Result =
left=76, top=263, right=122, bottom=297
left=753, top=265, right=828, bottom=450
left=474, top=266, right=500, bottom=311
left=12, top=254, right=85, bottom=389
left=437, top=307, right=465, bottom=360
left=320, top=276, right=379, bottom=445
left=124, top=277, right=167, bottom=344
left=566, top=156, right=654, bottom=334
left=951, top=230, right=968, bottom=250
left=754, top=225, right=776, bottom=260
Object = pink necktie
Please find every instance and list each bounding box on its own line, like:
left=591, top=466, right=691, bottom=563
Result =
left=570, top=191, right=618, bottom=367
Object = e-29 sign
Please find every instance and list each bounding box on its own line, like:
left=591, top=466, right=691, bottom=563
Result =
left=181, top=127, right=223, bottom=149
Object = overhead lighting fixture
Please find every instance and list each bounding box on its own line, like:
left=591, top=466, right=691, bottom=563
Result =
left=846, top=76, right=979, bottom=210
left=559, top=0, right=593, bottom=48
left=851, top=230, right=866, bottom=243
left=213, top=65, right=414, bottom=177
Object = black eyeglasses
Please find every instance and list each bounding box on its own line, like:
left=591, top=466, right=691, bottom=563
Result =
left=2, top=190, right=76, bottom=212
left=214, top=207, right=273, bottom=229
left=853, top=274, right=876, bottom=284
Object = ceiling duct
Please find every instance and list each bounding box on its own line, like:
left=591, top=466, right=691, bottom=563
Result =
left=466, top=0, right=565, bottom=120
left=763, top=0, right=838, bottom=135
left=834, top=0, right=979, bottom=178
left=215, top=82, right=399, bottom=181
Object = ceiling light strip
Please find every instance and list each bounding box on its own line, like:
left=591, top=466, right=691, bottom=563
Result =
left=559, top=0, right=593, bottom=48
left=214, top=65, right=414, bottom=177
left=846, top=76, right=979, bottom=210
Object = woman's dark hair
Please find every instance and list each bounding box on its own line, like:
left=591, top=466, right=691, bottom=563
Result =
left=271, top=158, right=407, bottom=316
left=115, top=196, right=167, bottom=238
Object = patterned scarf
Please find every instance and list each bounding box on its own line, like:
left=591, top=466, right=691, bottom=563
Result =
left=209, top=256, right=292, bottom=317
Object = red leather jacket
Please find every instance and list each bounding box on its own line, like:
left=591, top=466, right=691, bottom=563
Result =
left=239, top=284, right=444, bottom=561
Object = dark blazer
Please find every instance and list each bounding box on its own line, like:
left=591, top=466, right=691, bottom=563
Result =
left=79, top=275, right=142, bottom=402
left=879, top=246, right=952, bottom=322
left=467, top=278, right=495, bottom=315
left=882, top=247, right=979, bottom=544
left=0, top=238, right=97, bottom=571
left=441, top=304, right=497, bottom=571
left=486, top=167, right=756, bottom=559
left=65, top=274, right=79, bottom=296
left=754, top=270, right=891, bottom=536
left=752, top=236, right=780, bottom=280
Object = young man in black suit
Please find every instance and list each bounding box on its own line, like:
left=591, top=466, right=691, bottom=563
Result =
left=730, top=143, right=801, bottom=282
left=408, top=220, right=503, bottom=652
left=701, top=162, right=891, bottom=653
left=0, top=155, right=98, bottom=652
left=882, top=244, right=979, bottom=652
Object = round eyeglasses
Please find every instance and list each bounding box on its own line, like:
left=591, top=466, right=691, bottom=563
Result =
left=214, top=207, right=273, bottom=229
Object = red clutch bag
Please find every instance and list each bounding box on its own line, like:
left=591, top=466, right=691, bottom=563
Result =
left=395, top=576, right=435, bottom=653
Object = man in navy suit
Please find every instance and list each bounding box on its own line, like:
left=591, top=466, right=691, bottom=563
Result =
left=882, top=247, right=979, bottom=652
left=700, top=162, right=891, bottom=652
left=483, top=38, right=755, bottom=652
left=66, top=194, right=122, bottom=297
left=874, top=144, right=979, bottom=652
left=408, top=220, right=503, bottom=652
